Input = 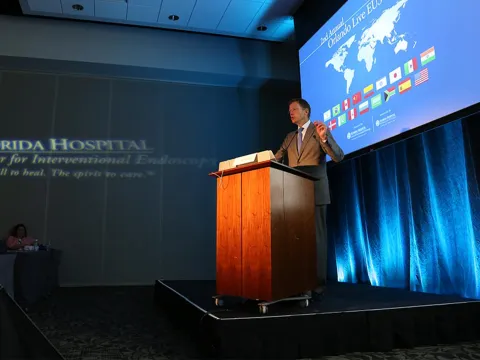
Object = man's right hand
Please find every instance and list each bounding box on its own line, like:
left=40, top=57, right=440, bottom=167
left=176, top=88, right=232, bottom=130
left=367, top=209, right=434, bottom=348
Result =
left=313, top=121, right=328, bottom=141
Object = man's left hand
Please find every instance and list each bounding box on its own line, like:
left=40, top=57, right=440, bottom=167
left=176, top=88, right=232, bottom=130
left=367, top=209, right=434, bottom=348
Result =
left=313, top=121, right=328, bottom=142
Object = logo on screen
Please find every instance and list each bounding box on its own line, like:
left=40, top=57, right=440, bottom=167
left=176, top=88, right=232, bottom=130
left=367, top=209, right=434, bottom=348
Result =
left=363, top=84, right=374, bottom=98
left=420, top=47, right=436, bottom=66
left=398, top=78, right=412, bottom=94
left=352, top=92, right=362, bottom=105
left=328, top=119, right=337, bottom=131
left=376, top=77, right=387, bottom=91
left=323, top=110, right=332, bottom=122
left=332, top=104, right=341, bottom=116
left=338, top=114, right=347, bottom=126
left=404, top=58, right=418, bottom=75
left=348, top=108, right=357, bottom=121
left=359, top=101, right=369, bottom=115
left=371, top=94, right=382, bottom=109
left=415, top=68, right=429, bottom=86
left=384, top=87, right=396, bottom=102
left=389, top=67, right=402, bottom=84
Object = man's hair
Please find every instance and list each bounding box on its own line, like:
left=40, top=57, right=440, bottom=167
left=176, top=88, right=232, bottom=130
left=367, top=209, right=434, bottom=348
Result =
left=289, top=98, right=311, bottom=118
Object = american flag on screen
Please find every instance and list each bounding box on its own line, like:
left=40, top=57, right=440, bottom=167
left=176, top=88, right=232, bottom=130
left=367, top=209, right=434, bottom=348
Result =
left=415, top=68, right=429, bottom=86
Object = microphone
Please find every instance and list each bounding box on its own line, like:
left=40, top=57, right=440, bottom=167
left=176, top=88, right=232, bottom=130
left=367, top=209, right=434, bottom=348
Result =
left=282, top=129, right=298, bottom=165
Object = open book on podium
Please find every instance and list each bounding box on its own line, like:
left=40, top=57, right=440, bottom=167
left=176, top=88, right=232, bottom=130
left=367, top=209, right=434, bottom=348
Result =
left=209, top=150, right=318, bottom=303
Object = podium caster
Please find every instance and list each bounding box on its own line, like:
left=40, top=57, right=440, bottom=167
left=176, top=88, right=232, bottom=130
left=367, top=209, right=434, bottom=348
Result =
left=259, top=305, right=268, bottom=314
left=214, top=298, right=224, bottom=307
left=299, top=299, right=309, bottom=308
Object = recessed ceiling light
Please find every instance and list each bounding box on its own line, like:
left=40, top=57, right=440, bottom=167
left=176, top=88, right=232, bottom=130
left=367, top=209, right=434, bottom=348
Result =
left=257, top=25, right=267, bottom=31
left=168, top=15, right=179, bottom=21
left=72, top=4, right=84, bottom=11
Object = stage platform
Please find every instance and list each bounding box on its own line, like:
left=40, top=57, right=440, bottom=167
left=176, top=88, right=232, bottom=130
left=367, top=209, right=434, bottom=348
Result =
left=154, top=280, right=480, bottom=359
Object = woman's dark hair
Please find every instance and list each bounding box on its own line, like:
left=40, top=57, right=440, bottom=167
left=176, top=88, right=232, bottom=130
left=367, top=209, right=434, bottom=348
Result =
left=10, top=224, right=27, bottom=237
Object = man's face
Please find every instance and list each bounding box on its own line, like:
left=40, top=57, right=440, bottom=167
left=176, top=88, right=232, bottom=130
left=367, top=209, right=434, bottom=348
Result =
left=289, top=102, right=308, bottom=125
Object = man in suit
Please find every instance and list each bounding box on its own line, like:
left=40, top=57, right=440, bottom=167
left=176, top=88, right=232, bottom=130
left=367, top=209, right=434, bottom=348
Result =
left=275, top=98, right=344, bottom=298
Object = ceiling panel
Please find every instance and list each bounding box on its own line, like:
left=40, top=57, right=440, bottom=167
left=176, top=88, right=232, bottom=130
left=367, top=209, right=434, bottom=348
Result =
left=126, top=4, right=160, bottom=22
left=128, top=0, right=161, bottom=6
left=187, top=0, right=229, bottom=30
left=260, top=0, right=294, bottom=21
left=247, top=19, right=280, bottom=38
left=21, top=0, right=303, bottom=42
left=157, top=0, right=195, bottom=27
left=272, top=19, right=294, bottom=40
left=245, top=1, right=280, bottom=35
left=27, top=0, right=62, bottom=13
left=61, top=0, right=95, bottom=17
left=95, top=0, right=127, bottom=20
left=217, top=0, right=263, bottom=33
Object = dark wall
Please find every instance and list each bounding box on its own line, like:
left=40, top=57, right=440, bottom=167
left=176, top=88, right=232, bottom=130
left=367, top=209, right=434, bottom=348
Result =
left=0, top=15, right=300, bottom=87
left=0, top=13, right=301, bottom=286
left=0, top=66, right=298, bottom=286
left=293, top=0, right=347, bottom=49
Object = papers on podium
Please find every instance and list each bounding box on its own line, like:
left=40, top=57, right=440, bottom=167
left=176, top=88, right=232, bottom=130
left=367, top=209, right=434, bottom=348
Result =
left=218, top=150, right=275, bottom=171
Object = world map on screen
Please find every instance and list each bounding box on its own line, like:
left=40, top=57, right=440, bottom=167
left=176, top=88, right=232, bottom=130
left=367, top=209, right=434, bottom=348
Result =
left=325, top=0, right=411, bottom=95
left=299, top=0, right=480, bottom=158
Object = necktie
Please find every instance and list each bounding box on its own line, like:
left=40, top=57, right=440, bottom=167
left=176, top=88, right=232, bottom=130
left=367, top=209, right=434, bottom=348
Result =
left=297, top=128, right=303, bottom=152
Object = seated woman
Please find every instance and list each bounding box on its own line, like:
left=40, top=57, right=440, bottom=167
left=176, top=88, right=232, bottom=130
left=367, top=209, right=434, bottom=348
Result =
left=6, top=224, right=35, bottom=250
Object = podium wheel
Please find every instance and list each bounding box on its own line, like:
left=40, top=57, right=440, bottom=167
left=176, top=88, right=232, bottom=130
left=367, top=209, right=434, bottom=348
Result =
left=259, top=305, right=268, bottom=314
left=299, top=299, right=309, bottom=308
left=214, top=298, right=224, bottom=307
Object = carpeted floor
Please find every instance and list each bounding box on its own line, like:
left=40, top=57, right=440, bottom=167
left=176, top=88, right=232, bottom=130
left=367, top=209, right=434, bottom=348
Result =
left=27, top=286, right=480, bottom=360
left=28, top=286, right=198, bottom=360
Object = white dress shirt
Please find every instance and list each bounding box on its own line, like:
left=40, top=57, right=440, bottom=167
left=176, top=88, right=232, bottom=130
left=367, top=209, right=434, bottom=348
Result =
left=298, top=120, right=311, bottom=141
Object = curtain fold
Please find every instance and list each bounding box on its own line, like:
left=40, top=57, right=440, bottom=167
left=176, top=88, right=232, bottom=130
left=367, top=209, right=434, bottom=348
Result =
left=327, top=113, right=480, bottom=299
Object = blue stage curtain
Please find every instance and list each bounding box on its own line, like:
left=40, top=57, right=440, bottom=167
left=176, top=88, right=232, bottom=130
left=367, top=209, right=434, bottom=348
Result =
left=327, top=114, right=480, bottom=299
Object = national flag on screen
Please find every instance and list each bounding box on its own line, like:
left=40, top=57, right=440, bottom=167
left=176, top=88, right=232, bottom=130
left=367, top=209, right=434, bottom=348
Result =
left=404, top=58, right=418, bottom=75
left=352, top=91, right=362, bottom=105
left=328, top=119, right=337, bottom=131
left=332, top=104, right=341, bottom=116
left=348, top=107, right=357, bottom=121
left=342, top=98, right=350, bottom=111
left=389, top=67, right=402, bottom=84
left=371, top=94, right=382, bottom=109
left=359, top=100, right=369, bottom=115
left=415, top=68, right=429, bottom=86
left=323, top=110, right=331, bottom=122
left=398, top=77, right=412, bottom=94
left=338, top=113, right=347, bottom=126
left=420, top=47, right=436, bottom=66
left=376, top=76, right=387, bottom=90
left=384, top=87, right=396, bottom=102
left=363, top=84, right=374, bottom=98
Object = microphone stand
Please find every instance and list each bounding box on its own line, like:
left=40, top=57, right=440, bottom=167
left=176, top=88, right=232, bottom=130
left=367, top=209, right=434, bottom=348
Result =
left=281, top=129, right=298, bottom=165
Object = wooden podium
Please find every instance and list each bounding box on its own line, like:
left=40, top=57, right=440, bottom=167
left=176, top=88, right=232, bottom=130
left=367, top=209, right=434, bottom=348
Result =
left=209, top=153, right=318, bottom=302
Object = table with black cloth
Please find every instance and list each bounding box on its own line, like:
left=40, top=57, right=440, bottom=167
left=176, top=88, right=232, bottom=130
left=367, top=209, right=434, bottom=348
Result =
left=0, top=249, right=62, bottom=308
left=0, top=253, right=17, bottom=298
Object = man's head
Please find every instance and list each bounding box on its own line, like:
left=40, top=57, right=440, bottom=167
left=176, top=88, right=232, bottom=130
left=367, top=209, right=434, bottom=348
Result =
left=288, top=98, right=311, bottom=126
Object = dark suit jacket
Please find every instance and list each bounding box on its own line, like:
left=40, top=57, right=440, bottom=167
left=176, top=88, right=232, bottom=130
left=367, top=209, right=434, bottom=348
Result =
left=275, top=122, right=344, bottom=205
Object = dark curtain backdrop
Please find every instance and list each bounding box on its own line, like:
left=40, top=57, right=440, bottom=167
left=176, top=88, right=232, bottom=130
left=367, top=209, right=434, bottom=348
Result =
left=327, top=112, right=480, bottom=299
